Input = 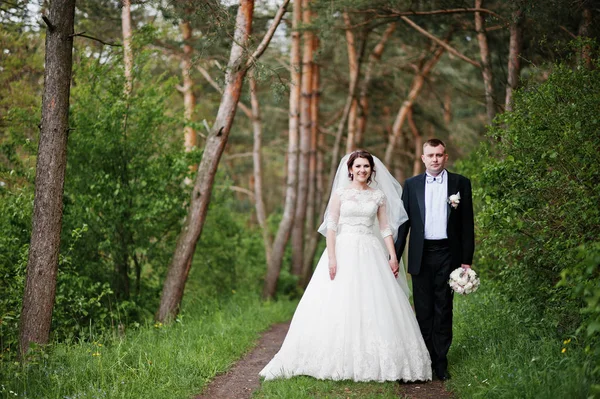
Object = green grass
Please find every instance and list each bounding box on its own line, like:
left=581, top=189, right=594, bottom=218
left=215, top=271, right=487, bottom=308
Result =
left=3, top=280, right=596, bottom=399
left=255, top=285, right=598, bottom=399
left=254, top=377, right=404, bottom=398
left=447, top=286, right=595, bottom=399
left=0, top=293, right=296, bottom=399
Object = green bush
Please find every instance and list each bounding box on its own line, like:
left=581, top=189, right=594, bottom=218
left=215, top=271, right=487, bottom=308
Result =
left=460, top=57, right=600, bottom=387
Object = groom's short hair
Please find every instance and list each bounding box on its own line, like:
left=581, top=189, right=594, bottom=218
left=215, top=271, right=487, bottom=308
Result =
left=423, top=138, right=446, bottom=152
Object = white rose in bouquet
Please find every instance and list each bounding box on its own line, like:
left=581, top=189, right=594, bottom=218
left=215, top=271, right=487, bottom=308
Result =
left=449, top=267, right=480, bottom=295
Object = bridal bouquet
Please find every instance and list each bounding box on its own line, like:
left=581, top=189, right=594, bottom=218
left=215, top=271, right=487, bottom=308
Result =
left=449, top=267, right=480, bottom=295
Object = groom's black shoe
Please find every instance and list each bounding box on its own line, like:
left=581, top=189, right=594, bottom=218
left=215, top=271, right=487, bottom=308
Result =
left=435, top=369, right=451, bottom=381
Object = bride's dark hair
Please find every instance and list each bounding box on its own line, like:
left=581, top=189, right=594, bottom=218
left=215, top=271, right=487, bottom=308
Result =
left=347, top=150, right=376, bottom=184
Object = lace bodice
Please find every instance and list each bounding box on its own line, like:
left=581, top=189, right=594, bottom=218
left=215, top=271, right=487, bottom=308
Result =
left=326, top=187, right=393, bottom=238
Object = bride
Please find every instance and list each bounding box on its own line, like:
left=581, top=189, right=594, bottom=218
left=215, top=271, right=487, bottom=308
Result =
left=260, top=150, right=431, bottom=382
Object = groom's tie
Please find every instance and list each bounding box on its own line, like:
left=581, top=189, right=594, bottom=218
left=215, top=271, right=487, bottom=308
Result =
left=426, top=175, right=443, bottom=184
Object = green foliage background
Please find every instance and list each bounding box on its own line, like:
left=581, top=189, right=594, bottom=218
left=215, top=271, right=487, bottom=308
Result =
left=457, top=53, right=600, bottom=392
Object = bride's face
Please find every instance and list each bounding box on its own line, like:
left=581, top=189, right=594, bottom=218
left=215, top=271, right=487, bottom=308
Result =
left=350, top=157, right=372, bottom=183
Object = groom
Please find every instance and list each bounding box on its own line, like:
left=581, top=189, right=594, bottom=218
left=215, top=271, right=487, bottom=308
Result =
left=395, top=138, right=474, bottom=381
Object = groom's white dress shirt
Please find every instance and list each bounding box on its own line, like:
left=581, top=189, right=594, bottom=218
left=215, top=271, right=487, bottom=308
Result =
left=424, top=169, right=448, bottom=239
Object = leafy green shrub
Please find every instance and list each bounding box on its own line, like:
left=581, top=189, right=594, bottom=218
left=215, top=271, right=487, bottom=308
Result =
left=62, top=48, right=192, bottom=325
left=461, top=58, right=600, bottom=386
left=0, top=185, right=32, bottom=355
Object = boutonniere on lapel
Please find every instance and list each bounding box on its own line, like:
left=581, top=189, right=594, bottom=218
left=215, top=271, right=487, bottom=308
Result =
left=448, top=192, right=461, bottom=209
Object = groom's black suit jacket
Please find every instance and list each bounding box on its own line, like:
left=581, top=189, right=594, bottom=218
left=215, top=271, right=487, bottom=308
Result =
left=395, top=171, right=475, bottom=275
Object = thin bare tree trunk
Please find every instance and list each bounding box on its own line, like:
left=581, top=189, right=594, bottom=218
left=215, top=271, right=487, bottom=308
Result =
left=116, top=0, right=134, bottom=300
left=356, top=22, right=396, bottom=146
left=343, top=12, right=359, bottom=153
left=443, top=92, right=452, bottom=124
left=301, top=38, right=320, bottom=288
left=408, top=107, right=423, bottom=176
left=249, top=70, right=272, bottom=266
left=156, top=0, right=256, bottom=321
left=384, top=44, right=446, bottom=165
left=325, top=34, right=367, bottom=210
left=181, top=20, right=197, bottom=154
left=475, top=0, right=495, bottom=124
left=122, top=0, right=133, bottom=96
left=505, top=8, right=523, bottom=112
left=263, top=0, right=301, bottom=299
left=291, top=0, right=314, bottom=276
left=578, top=7, right=593, bottom=69
left=19, top=0, right=76, bottom=356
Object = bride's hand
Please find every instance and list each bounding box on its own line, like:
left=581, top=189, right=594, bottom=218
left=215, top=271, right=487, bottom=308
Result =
left=328, top=261, right=337, bottom=280
left=389, top=258, right=399, bottom=278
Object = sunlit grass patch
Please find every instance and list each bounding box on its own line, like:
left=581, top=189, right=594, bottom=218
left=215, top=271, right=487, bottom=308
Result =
left=0, top=294, right=296, bottom=399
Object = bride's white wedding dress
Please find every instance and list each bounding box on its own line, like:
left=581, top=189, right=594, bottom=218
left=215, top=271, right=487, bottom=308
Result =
left=260, top=187, right=432, bottom=382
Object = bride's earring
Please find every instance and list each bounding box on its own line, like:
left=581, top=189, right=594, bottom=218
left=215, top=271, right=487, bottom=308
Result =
left=349, top=173, right=354, bottom=180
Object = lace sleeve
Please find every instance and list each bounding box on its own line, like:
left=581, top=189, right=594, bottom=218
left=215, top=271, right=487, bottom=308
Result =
left=377, top=191, right=393, bottom=238
left=326, top=190, right=342, bottom=232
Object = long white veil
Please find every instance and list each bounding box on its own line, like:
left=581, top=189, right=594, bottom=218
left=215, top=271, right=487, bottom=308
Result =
left=317, top=153, right=411, bottom=298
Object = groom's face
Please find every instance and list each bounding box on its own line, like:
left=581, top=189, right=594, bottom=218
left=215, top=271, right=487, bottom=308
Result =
left=421, top=144, right=448, bottom=176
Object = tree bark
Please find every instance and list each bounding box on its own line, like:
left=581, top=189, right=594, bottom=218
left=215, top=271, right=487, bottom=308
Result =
left=181, top=20, right=197, bottom=154
left=291, top=0, right=314, bottom=276
left=407, top=106, right=423, bottom=177
left=443, top=92, right=452, bottom=124
left=505, top=8, right=523, bottom=112
left=122, top=0, right=133, bottom=96
left=156, top=0, right=256, bottom=322
left=263, top=0, right=301, bottom=299
left=249, top=70, right=272, bottom=266
left=384, top=44, right=446, bottom=165
left=578, top=7, right=593, bottom=69
left=19, top=0, right=76, bottom=357
left=326, top=33, right=367, bottom=207
left=115, top=0, right=134, bottom=300
left=475, top=0, right=495, bottom=124
left=301, top=36, right=320, bottom=288
left=356, top=22, right=396, bottom=146
left=343, top=12, right=359, bottom=153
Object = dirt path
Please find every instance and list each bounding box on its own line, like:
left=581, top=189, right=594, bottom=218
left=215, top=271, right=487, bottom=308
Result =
left=195, top=322, right=290, bottom=399
left=195, top=321, right=454, bottom=399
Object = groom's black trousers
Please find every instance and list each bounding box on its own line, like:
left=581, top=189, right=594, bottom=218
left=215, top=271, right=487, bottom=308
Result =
left=412, top=239, right=453, bottom=374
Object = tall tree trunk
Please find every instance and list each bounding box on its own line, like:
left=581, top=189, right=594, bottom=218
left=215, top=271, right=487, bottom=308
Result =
left=181, top=20, right=197, bottom=155
left=443, top=92, right=452, bottom=124
left=505, top=8, right=523, bottom=112
left=475, top=0, right=495, bottom=124
left=263, top=0, right=301, bottom=299
left=122, top=0, right=133, bottom=96
left=115, top=0, right=134, bottom=301
left=384, top=44, right=446, bottom=165
left=578, top=7, right=593, bottom=69
left=19, top=0, right=76, bottom=356
left=249, top=70, right=272, bottom=266
left=325, top=33, right=367, bottom=210
left=291, top=0, right=314, bottom=276
left=356, top=22, right=396, bottom=146
left=301, top=37, right=320, bottom=288
left=343, top=12, right=359, bottom=153
left=156, top=0, right=255, bottom=321
left=408, top=106, right=423, bottom=177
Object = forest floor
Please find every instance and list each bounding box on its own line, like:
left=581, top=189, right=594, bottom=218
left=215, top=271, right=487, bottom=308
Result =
left=194, top=321, right=454, bottom=399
